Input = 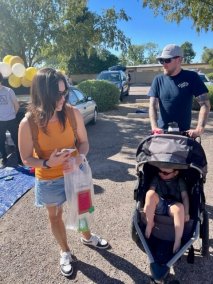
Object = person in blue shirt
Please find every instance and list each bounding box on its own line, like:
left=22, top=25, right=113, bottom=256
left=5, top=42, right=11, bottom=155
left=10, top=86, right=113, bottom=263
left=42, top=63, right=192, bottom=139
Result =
left=148, top=44, right=210, bottom=138
left=0, top=72, right=22, bottom=167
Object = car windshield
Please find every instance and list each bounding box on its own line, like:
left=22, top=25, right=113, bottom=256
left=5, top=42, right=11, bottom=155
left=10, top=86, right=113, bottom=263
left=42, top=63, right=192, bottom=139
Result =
left=99, top=73, right=121, bottom=82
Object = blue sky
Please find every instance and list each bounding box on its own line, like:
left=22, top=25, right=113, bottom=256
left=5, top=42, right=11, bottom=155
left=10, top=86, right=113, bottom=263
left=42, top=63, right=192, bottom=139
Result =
left=88, top=0, right=213, bottom=63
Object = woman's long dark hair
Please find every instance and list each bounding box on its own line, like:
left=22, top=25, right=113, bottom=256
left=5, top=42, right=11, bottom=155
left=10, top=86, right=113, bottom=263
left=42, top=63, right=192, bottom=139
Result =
left=27, top=68, right=69, bottom=133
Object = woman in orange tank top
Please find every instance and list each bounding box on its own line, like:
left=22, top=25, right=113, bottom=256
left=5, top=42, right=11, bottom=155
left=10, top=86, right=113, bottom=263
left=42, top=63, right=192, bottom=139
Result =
left=18, top=68, right=109, bottom=277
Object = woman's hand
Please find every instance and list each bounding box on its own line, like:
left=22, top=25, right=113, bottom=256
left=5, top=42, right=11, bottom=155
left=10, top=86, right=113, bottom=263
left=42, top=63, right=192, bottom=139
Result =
left=47, top=149, right=71, bottom=167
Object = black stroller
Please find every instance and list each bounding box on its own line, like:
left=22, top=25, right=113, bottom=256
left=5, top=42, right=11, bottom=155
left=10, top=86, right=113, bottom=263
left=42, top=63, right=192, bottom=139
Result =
left=131, top=133, right=209, bottom=284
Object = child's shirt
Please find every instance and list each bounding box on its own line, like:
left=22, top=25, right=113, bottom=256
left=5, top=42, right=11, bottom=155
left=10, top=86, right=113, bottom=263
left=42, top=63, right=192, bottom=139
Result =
left=150, top=176, right=187, bottom=202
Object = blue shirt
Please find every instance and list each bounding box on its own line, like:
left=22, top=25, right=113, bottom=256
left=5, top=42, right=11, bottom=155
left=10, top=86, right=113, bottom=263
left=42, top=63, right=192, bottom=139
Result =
left=148, top=70, right=208, bottom=131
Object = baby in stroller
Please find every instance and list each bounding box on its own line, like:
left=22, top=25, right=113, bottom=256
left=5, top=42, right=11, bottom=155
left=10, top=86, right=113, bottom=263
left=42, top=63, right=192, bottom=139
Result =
left=144, top=167, right=190, bottom=253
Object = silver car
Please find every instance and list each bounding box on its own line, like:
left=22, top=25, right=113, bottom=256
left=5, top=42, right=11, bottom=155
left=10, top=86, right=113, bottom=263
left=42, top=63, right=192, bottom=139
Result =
left=67, top=86, right=98, bottom=125
left=198, top=73, right=213, bottom=86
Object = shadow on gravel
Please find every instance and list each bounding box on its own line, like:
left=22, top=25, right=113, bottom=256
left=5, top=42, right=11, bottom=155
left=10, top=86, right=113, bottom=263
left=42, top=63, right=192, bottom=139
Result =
left=87, top=114, right=150, bottom=183
left=76, top=260, right=124, bottom=284
left=77, top=249, right=148, bottom=284
left=171, top=252, right=213, bottom=284
left=93, top=184, right=105, bottom=194
left=206, top=204, right=213, bottom=220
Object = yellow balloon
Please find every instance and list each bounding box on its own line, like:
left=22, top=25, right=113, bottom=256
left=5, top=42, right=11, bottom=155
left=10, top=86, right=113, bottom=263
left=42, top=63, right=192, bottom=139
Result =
left=3, top=55, right=13, bottom=64
left=8, top=74, right=21, bottom=88
left=9, top=56, right=24, bottom=66
left=25, top=67, right=37, bottom=81
left=21, top=76, right=32, bottom=87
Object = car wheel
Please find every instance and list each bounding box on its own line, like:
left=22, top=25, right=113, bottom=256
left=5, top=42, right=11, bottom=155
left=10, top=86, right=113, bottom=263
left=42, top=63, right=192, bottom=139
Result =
left=91, top=109, right=98, bottom=125
left=125, top=87, right=130, bottom=96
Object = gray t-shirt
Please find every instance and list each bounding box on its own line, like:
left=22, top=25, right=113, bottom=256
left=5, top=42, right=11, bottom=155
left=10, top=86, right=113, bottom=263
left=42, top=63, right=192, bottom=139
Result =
left=0, top=86, right=18, bottom=121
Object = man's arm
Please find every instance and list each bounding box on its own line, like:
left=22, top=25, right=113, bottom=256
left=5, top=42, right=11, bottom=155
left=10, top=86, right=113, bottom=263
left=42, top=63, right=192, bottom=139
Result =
left=187, top=93, right=210, bottom=137
left=196, top=93, right=211, bottom=131
left=149, top=97, right=163, bottom=133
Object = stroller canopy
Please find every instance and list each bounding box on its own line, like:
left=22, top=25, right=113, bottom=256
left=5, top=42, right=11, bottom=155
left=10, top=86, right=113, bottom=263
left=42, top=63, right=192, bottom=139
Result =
left=136, top=134, right=207, bottom=174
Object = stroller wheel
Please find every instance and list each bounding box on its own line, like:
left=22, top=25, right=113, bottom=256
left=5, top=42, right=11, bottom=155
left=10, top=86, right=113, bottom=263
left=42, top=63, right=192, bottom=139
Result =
left=200, top=209, right=209, bottom=257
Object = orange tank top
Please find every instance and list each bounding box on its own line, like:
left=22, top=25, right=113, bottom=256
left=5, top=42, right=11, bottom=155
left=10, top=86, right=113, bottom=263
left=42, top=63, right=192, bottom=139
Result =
left=35, top=119, right=77, bottom=180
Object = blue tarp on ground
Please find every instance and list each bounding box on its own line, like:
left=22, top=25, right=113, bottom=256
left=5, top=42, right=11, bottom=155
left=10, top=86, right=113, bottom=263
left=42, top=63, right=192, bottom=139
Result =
left=0, top=166, right=35, bottom=217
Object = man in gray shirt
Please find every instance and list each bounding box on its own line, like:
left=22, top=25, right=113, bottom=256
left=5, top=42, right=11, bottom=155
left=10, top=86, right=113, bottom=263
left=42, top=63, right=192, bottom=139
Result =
left=0, top=72, right=22, bottom=166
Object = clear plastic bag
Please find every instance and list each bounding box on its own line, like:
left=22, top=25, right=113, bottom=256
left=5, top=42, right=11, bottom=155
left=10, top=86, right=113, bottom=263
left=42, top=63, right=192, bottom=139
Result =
left=63, top=155, right=95, bottom=231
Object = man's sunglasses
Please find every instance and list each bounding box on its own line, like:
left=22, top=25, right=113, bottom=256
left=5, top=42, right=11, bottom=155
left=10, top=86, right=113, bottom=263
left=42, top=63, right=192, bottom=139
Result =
left=158, top=169, right=175, bottom=176
left=159, top=56, right=179, bottom=65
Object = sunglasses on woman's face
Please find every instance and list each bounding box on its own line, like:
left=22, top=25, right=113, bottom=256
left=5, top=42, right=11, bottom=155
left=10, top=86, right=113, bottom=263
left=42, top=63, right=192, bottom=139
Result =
left=56, top=89, right=69, bottom=101
left=158, top=169, right=175, bottom=176
left=159, top=56, right=179, bottom=65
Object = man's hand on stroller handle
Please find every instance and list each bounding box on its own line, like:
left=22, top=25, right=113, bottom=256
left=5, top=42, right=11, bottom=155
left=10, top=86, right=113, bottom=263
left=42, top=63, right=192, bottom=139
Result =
left=186, top=127, right=204, bottom=138
left=151, top=128, right=164, bottom=134
left=151, top=127, right=202, bottom=139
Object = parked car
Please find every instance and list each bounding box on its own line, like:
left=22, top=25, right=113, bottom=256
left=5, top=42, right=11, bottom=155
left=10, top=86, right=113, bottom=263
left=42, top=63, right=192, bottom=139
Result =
left=16, top=86, right=97, bottom=126
left=67, top=86, right=98, bottom=125
left=108, top=65, right=126, bottom=71
left=97, top=70, right=129, bottom=100
left=198, top=72, right=213, bottom=86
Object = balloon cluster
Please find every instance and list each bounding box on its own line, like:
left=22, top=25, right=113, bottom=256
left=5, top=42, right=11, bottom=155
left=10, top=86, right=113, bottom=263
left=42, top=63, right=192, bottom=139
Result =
left=0, top=55, right=37, bottom=88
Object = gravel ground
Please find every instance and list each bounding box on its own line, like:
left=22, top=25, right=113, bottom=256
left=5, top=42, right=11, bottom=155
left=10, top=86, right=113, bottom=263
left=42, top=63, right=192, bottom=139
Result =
left=0, top=86, right=213, bottom=284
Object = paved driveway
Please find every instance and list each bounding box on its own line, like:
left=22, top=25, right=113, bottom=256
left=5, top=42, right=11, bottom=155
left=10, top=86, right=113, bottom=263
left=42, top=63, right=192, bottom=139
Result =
left=0, top=86, right=212, bottom=284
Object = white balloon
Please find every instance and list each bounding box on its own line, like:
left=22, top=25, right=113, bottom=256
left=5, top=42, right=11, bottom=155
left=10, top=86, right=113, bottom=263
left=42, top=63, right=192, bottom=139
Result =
left=0, top=62, right=12, bottom=78
left=12, top=63, right=26, bottom=77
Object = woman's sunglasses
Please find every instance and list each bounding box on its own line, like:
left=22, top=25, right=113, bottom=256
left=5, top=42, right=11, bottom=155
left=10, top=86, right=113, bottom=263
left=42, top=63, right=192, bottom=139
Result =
left=158, top=169, right=176, bottom=176
left=56, top=89, right=69, bottom=101
left=159, top=56, right=179, bottom=65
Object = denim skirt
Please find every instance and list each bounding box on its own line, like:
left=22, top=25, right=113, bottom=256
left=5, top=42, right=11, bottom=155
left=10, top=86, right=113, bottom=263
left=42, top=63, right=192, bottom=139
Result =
left=35, top=177, right=66, bottom=207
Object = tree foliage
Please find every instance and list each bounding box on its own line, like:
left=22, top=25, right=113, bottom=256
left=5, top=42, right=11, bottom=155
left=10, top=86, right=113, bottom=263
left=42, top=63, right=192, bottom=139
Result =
left=120, top=42, right=159, bottom=65
left=142, top=0, right=213, bottom=32
left=0, top=0, right=130, bottom=68
left=68, top=49, right=119, bottom=74
left=201, top=47, right=213, bottom=65
left=0, top=0, right=58, bottom=66
left=180, top=42, right=196, bottom=63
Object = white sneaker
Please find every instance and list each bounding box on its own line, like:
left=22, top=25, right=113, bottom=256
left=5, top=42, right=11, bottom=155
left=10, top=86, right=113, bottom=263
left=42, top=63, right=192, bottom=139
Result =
left=60, top=251, right=73, bottom=277
left=81, top=233, right=109, bottom=249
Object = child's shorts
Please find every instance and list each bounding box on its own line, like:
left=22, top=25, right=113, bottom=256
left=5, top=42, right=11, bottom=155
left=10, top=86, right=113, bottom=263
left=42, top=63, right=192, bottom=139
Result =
left=155, top=197, right=176, bottom=216
left=35, top=177, right=66, bottom=207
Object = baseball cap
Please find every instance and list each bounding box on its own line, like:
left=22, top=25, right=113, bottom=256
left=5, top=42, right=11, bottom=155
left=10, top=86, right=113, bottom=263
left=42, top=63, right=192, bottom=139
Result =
left=157, top=44, right=184, bottom=59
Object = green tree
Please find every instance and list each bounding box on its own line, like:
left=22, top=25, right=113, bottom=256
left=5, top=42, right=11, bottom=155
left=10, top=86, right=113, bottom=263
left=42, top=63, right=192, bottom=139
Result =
left=181, top=42, right=196, bottom=63
left=54, top=2, right=131, bottom=58
left=123, top=45, right=146, bottom=65
left=68, top=49, right=118, bottom=74
left=142, top=0, right=213, bottom=32
left=144, top=42, right=159, bottom=64
left=0, top=0, right=130, bottom=68
left=0, top=0, right=58, bottom=66
left=120, top=42, right=159, bottom=65
left=201, top=47, right=213, bottom=65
